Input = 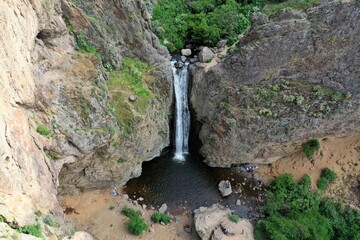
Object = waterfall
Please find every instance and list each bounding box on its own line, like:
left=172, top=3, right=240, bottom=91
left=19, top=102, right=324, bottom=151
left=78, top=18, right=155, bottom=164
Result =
left=172, top=60, right=190, bottom=161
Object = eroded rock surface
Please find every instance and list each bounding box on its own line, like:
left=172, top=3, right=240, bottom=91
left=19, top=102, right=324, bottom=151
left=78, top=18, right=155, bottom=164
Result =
left=0, top=0, right=171, bottom=235
left=194, top=204, right=253, bottom=240
left=191, top=0, right=360, bottom=167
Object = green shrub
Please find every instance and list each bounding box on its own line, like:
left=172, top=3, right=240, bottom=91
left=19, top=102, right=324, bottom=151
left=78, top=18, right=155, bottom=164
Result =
left=74, top=33, right=97, bottom=54
left=259, top=107, right=273, bottom=117
left=229, top=214, right=240, bottom=223
left=122, top=206, right=141, bottom=218
left=255, top=172, right=360, bottom=240
left=317, top=177, right=329, bottom=191
left=151, top=212, right=171, bottom=224
left=36, top=125, right=51, bottom=137
left=127, top=215, right=148, bottom=236
left=319, top=198, right=360, bottom=240
left=0, top=215, right=5, bottom=222
left=117, top=159, right=125, bottom=164
left=332, top=91, right=342, bottom=102
left=34, top=210, right=42, bottom=217
left=302, top=139, right=320, bottom=158
left=152, top=0, right=261, bottom=51
left=320, top=168, right=337, bottom=183
left=345, top=92, right=352, bottom=99
left=43, top=216, right=60, bottom=228
left=313, top=85, right=325, bottom=98
left=17, top=224, right=43, bottom=238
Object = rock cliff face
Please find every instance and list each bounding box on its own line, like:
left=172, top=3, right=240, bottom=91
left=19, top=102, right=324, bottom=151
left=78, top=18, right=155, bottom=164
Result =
left=191, top=0, right=360, bottom=167
left=0, top=0, right=171, bottom=232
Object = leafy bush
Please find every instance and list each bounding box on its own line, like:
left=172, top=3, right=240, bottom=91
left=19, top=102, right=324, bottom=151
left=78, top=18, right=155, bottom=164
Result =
left=0, top=215, right=5, bottom=222
left=320, top=168, right=337, bottom=183
left=229, top=214, right=240, bottom=223
left=127, top=215, right=148, bottom=236
left=43, top=216, right=60, bottom=228
left=153, top=0, right=262, bottom=51
left=17, top=223, right=43, bottom=238
left=74, top=33, right=97, bottom=54
left=122, top=206, right=148, bottom=236
left=302, top=139, right=320, bottom=158
left=122, top=206, right=141, bottom=218
left=255, top=171, right=360, bottom=240
left=151, top=212, right=171, bottom=224
left=317, top=177, right=329, bottom=191
left=36, top=125, right=51, bottom=137
left=313, top=85, right=325, bottom=98
left=34, top=210, right=42, bottom=217
left=332, top=91, right=342, bottom=102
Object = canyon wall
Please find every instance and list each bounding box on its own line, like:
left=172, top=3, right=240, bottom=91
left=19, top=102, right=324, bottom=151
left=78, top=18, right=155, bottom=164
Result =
left=0, top=0, right=171, bottom=233
left=191, top=0, right=360, bottom=167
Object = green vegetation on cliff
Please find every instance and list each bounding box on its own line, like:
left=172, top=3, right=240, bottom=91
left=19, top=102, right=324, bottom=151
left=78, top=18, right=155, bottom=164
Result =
left=107, top=57, right=154, bottom=137
left=153, top=0, right=264, bottom=51
left=255, top=171, right=360, bottom=240
left=263, top=0, right=322, bottom=15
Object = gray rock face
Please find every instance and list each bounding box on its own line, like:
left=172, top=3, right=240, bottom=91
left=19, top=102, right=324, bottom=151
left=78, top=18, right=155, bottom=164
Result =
left=199, top=47, right=215, bottom=62
left=218, top=180, right=232, bottom=197
left=181, top=48, right=192, bottom=56
left=191, top=1, right=360, bottom=167
left=54, top=0, right=173, bottom=192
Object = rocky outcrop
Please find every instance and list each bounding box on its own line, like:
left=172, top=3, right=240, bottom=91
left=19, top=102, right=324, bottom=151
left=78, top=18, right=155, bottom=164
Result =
left=191, top=0, right=360, bottom=167
left=194, top=204, right=253, bottom=240
left=0, top=0, right=171, bottom=236
left=52, top=0, right=172, bottom=193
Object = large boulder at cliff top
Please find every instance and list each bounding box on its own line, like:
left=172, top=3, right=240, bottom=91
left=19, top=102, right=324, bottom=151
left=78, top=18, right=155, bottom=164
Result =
left=199, top=47, right=215, bottom=62
left=194, top=204, right=254, bottom=240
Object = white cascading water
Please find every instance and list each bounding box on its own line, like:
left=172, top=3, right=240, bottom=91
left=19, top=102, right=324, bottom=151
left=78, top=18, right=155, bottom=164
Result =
left=172, top=60, right=190, bottom=161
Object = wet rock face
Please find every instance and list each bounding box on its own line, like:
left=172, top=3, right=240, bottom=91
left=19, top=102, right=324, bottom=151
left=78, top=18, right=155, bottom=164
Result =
left=191, top=1, right=360, bottom=167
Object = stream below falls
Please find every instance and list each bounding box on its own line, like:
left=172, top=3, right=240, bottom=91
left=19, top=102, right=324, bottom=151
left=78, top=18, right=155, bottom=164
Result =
left=125, top=149, right=263, bottom=220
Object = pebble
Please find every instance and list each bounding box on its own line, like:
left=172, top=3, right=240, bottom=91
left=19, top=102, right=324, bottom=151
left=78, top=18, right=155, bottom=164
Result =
left=138, top=197, right=144, bottom=201
left=129, top=95, right=137, bottom=102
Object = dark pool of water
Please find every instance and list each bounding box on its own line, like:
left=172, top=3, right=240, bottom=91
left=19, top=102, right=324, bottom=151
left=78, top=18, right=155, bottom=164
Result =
left=125, top=149, right=263, bottom=220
